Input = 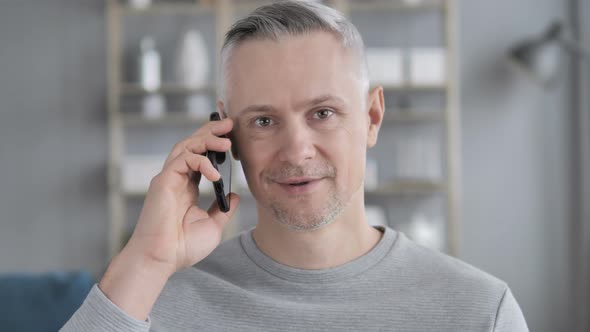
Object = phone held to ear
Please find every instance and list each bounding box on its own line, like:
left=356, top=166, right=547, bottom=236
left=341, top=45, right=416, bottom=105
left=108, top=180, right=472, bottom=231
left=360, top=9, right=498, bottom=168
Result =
left=206, top=112, right=230, bottom=212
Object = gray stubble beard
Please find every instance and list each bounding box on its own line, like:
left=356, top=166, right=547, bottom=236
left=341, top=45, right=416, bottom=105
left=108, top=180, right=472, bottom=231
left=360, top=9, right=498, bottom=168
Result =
left=268, top=185, right=346, bottom=232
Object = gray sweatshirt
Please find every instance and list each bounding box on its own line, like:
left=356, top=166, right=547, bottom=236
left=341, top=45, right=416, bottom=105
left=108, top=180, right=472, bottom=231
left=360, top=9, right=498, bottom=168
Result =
left=61, top=226, right=529, bottom=331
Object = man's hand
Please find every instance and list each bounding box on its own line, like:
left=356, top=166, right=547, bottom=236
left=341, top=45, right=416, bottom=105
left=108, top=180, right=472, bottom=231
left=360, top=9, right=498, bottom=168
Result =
left=98, top=117, right=239, bottom=321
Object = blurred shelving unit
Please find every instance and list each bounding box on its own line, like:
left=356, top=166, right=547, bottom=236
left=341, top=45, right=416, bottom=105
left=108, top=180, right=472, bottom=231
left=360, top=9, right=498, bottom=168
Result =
left=334, top=0, right=461, bottom=256
left=120, top=83, right=217, bottom=95
left=106, top=0, right=460, bottom=258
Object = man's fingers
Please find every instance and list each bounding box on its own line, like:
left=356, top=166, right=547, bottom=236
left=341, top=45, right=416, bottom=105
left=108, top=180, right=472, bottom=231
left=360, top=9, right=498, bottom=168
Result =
left=185, top=136, right=231, bottom=155
left=207, top=117, right=233, bottom=136
left=164, top=151, right=221, bottom=184
left=207, top=193, right=240, bottom=230
left=164, top=118, right=233, bottom=167
left=186, top=117, right=233, bottom=141
left=164, top=136, right=231, bottom=169
left=181, top=193, right=239, bottom=259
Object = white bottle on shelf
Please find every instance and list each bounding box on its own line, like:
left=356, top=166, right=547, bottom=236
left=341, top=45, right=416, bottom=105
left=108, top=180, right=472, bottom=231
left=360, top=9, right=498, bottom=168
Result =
left=176, top=29, right=209, bottom=88
left=139, top=36, right=161, bottom=92
left=129, top=0, right=151, bottom=10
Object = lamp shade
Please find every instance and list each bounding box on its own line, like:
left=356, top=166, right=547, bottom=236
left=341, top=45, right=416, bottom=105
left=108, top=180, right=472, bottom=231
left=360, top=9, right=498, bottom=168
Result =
left=509, top=22, right=564, bottom=85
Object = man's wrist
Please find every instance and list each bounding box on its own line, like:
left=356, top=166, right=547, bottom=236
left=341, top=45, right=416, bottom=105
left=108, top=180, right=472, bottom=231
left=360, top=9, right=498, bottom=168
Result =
left=98, top=245, right=173, bottom=321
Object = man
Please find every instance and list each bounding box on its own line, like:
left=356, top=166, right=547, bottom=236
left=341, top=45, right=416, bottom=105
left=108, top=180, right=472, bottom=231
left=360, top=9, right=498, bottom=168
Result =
left=62, top=1, right=528, bottom=331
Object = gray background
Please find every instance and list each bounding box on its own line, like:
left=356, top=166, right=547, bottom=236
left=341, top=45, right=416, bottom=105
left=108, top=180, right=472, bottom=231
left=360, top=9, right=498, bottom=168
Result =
left=0, top=1, right=587, bottom=331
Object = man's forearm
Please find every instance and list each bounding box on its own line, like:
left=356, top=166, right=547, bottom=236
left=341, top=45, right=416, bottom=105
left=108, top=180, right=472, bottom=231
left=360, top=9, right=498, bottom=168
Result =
left=99, top=244, right=173, bottom=321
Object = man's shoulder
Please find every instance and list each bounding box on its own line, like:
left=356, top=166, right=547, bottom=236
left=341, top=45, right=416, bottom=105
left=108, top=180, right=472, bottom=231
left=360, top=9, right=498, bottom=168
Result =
left=390, top=231, right=508, bottom=298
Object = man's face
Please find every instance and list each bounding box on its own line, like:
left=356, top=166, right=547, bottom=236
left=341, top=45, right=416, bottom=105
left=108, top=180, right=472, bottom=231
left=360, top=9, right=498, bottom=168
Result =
left=223, top=31, right=375, bottom=231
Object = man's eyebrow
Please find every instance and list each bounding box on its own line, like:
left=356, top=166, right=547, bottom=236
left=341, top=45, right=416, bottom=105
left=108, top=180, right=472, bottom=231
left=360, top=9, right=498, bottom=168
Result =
left=298, top=94, right=346, bottom=109
left=236, top=94, right=346, bottom=117
left=237, top=104, right=277, bottom=118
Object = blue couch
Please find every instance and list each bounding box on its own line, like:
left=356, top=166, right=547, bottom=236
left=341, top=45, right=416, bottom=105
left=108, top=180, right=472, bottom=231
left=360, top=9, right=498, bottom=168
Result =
left=0, top=271, right=94, bottom=332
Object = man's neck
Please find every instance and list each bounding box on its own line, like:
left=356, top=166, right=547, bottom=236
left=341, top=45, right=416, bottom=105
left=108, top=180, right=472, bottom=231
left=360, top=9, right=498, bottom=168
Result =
left=251, top=191, right=383, bottom=270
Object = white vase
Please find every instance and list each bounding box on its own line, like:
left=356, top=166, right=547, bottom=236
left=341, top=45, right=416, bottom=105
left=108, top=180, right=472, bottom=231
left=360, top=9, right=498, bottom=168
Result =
left=129, top=0, right=151, bottom=9
left=176, top=29, right=209, bottom=88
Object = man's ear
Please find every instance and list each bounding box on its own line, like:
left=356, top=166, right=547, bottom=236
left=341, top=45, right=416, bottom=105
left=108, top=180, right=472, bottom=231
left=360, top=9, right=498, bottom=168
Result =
left=366, top=86, right=385, bottom=148
left=217, top=101, right=240, bottom=160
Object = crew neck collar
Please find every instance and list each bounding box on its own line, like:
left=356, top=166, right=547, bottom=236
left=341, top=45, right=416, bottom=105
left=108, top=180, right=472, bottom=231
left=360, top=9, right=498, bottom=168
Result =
left=240, top=225, right=398, bottom=283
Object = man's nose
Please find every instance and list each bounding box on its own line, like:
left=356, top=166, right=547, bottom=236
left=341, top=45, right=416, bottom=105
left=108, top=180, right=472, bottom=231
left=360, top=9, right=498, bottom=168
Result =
left=277, top=120, right=316, bottom=166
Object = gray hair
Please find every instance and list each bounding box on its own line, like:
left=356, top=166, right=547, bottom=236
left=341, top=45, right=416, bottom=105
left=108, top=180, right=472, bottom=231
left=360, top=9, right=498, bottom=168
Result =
left=218, top=0, right=369, bottom=104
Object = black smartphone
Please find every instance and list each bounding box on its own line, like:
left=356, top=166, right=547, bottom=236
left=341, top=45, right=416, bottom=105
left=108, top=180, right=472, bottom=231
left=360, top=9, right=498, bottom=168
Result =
left=205, top=112, right=230, bottom=212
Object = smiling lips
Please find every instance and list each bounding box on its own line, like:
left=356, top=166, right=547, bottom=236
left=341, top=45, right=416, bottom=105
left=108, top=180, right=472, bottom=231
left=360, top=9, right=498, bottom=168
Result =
left=276, top=177, right=323, bottom=194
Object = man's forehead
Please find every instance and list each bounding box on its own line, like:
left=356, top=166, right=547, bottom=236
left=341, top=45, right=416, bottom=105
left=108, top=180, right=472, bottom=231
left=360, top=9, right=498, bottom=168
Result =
left=224, top=32, right=360, bottom=116
left=228, top=32, right=354, bottom=80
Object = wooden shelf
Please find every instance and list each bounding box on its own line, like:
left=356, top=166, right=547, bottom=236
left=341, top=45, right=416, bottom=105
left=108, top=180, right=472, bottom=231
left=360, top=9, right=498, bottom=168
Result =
left=347, top=0, right=443, bottom=12
left=124, top=188, right=215, bottom=198
left=124, top=180, right=440, bottom=199
left=233, top=0, right=444, bottom=12
left=123, top=187, right=251, bottom=199
left=123, top=189, right=150, bottom=198
left=377, top=83, right=447, bottom=91
left=122, top=113, right=207, bottom=126
left=366, top=179, right=445, bottom=195
left=119, top=110, right=443, bottom=126
left=382, top=110, right=444, bottom=122
left=119, top=104, right=443, bottom=128
left=120, top=83, right=216, bottom=96
left=120, top=3, right=215, bottom=16
left=233, top=1, right=273, bottom=11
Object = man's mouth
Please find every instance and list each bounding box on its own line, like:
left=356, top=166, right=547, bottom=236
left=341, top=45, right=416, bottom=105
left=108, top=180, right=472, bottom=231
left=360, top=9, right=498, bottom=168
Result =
left=289, top=182, right=310, bottom=186
left=280, top=177, right=321, bottom=186
left=275, top=177, right=323, bottom=194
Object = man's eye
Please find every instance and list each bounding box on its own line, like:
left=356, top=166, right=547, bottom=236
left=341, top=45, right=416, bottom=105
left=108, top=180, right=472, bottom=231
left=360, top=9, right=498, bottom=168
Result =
left=254, top=117, right=273, bottom=127
left=313, top=109, right=334, bottom=119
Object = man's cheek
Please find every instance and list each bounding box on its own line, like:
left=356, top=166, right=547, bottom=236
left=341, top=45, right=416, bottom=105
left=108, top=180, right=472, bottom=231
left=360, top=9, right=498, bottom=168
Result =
left=322, top=124, right=364, bottom=148
left=239, top=146, right=269, bottom=182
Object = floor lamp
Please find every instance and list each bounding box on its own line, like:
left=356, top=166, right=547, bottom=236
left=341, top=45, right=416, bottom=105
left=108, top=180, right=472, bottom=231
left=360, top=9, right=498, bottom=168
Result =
left=509, top=20, right=590, bottom=332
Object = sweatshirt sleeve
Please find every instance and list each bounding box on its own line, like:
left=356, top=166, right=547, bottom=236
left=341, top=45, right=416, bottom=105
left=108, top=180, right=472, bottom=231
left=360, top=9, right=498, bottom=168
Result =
left=493, top=287, right=529, bottom=332
left=60, top=284, right=151, bottom=332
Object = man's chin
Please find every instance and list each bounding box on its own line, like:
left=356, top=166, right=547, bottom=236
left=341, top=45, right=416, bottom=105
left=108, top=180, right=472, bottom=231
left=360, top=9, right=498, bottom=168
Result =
left=270, top=200, right=345, bottom=232
left=276, top=216, right=335, bottom=232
